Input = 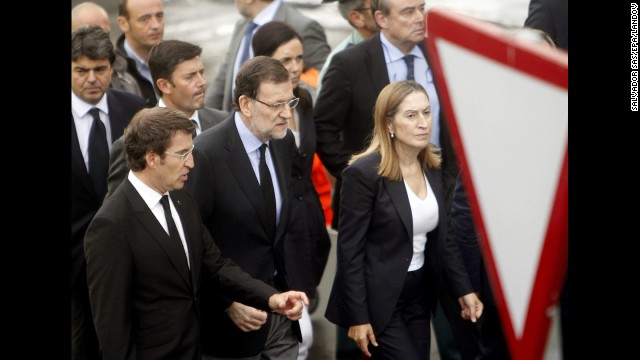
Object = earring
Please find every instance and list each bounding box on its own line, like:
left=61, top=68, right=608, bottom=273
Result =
left=390, top=132, right=395, bottom=139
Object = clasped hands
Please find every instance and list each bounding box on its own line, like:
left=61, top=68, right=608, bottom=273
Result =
left=226, top=291, right=308, bottom=332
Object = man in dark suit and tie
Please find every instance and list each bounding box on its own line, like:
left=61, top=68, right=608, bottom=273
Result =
left=71, top=25, right=146, bottom=360
left=84, top=107, right=308, bottom=360
left=206, top=0, right=331, bottom=111
left=186, top=56, right=302, bottom=359
left=107, top=39, right=228, bottom=197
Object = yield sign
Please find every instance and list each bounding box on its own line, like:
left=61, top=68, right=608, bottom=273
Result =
left=425, top=7, right=568, bottom=360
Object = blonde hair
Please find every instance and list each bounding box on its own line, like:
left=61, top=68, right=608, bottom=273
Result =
left=349, top=80, right=441, bottom=181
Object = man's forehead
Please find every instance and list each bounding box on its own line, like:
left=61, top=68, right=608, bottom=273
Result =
left=257, top=81, right=293, bottom=97
left=73, top=56, right=111, bottom=67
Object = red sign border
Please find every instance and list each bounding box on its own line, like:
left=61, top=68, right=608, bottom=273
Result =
left=425, top=7, right=568, bottom=360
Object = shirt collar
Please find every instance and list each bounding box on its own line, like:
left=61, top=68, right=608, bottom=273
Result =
left=127, top=170, right=167, bottom=210
left=234, top=112, right=268, bottom=154
left=253, top=0, right=281, bottom=26
left=71, top=90, right=109, bottom=118
left=157, top=99, right=200, bottom=129
left=123, top=38, right=147, bottom=68
left=379, top=32, right=424, bottom=63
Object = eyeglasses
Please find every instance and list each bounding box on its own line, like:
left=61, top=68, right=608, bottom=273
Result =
left=252, top=97, right=299, bottom=112
left=165, top=144, right=194, bottom=162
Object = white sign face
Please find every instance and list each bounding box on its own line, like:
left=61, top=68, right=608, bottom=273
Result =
left=436, top=38, right=568, bottom=337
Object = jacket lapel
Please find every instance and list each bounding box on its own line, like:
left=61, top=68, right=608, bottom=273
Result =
left=384, top=178, right=413, bottom=241
left=223, top=120, right=272, bottom=237
left=124, top=182, right=193, bottom=289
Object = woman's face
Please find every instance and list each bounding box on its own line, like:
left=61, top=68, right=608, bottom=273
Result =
left=388, top=91, right=432, bottom=152
left=272, top=38, right=303, bottom=89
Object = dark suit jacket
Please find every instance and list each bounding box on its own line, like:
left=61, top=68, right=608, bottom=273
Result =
left=106, top=106, right=228, bottom=198
left=206, top=2, right=330, bottom=111
left=524, top=0, right=568, bottom=50
left=185, top=114, right=299, bottom=357
left=284, top=88, right=331, bottom=298
left=313, top=34, right=458, bottom=229
left=84, top=181, right=279, bottom=360
left=71, top=88, right=145, bottom=287
left=324, top=153, right=472, bottom=335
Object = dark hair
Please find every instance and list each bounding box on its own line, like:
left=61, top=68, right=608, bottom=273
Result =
left=124, top=107, right=196, bottom=171
left=118, top=0, right=129, bottom=18
left=252, top=21, right=301, bottom=58
left=71, top=25, right=116, bottom=64
left=232, top=56, right=291, bottom=111
left=148, top=40, right=203, bottom=96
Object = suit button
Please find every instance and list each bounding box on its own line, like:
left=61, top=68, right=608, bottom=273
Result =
left=298, top=196, right=303, bottom=201
left=302, top=153, right=307, bottom=158
left=297, top=175, right=303, bottom=180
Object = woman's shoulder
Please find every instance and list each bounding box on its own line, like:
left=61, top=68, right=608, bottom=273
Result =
left=346, top=152, right=381, bottom=176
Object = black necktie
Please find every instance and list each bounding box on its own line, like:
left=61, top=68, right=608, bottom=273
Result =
left=238, top=21, right=258, bottom=67
left=259, top=144, right=276, bottom=239
left=191, top=119, right=198, bottom=139
left=404, top=55, right=415, bottom=81
left=88, top=108, right=109, bottom=199
left=160, top=195, right=191, bottom=271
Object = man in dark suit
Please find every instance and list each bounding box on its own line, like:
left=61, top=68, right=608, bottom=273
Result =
left=186, top=56, right=302, bottom=359
left=84, top=107, right=308, bottom=360
left=107, top=39, right=228, bottom=197
left=72, top=25, right=146, bottom=360
left=206, top=0, right=331, bottom=111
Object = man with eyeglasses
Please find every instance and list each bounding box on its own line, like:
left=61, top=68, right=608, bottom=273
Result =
left=71, top=24, right=145, bottom=360
left=317, top=0, right=379, bottom=94
left=84, top=107, right=309, bottom=360
left=185, top=56, right=303, bottom=360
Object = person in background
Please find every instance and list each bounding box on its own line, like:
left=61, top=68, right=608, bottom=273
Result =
left=72, top=2, right=111, bottom=32
left=205, top=0, right=330, bottom=112
left=84, top=106, right=308, bottom=360
left=115, top=0, right=165, bottom=107
left=252, top=21, right=332, bottom=360
left=72, top=1, right=143, bottom=97
left=71, top=24, right=145, bottom=360
left=186, top=56, right=303, bottom=360
left=325, top=80, right=483, bottom=359
left=106, top=39, right=228, bottom=197
left=317, top=0, right=378, bottom=94
left=523, top=0, right=567, bottom=51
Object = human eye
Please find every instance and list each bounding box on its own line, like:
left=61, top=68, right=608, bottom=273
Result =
left=95, top=66, right=109, bottom=74
left=74, top=68, right=89, bottom=75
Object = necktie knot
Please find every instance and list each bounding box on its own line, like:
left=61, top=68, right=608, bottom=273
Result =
left=160, top=195, right=171, bottom=212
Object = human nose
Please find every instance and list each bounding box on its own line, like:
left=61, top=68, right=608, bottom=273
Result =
left=185, top=153, right=195, bottom=168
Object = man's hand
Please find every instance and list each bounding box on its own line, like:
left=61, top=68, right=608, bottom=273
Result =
left=348, top=323, right=377, bottom=357
left=225, top=301, right=268, bottom=332
left=458, top=292, right=484, bottom=323
left=268, top=291, right=309, bottom=321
